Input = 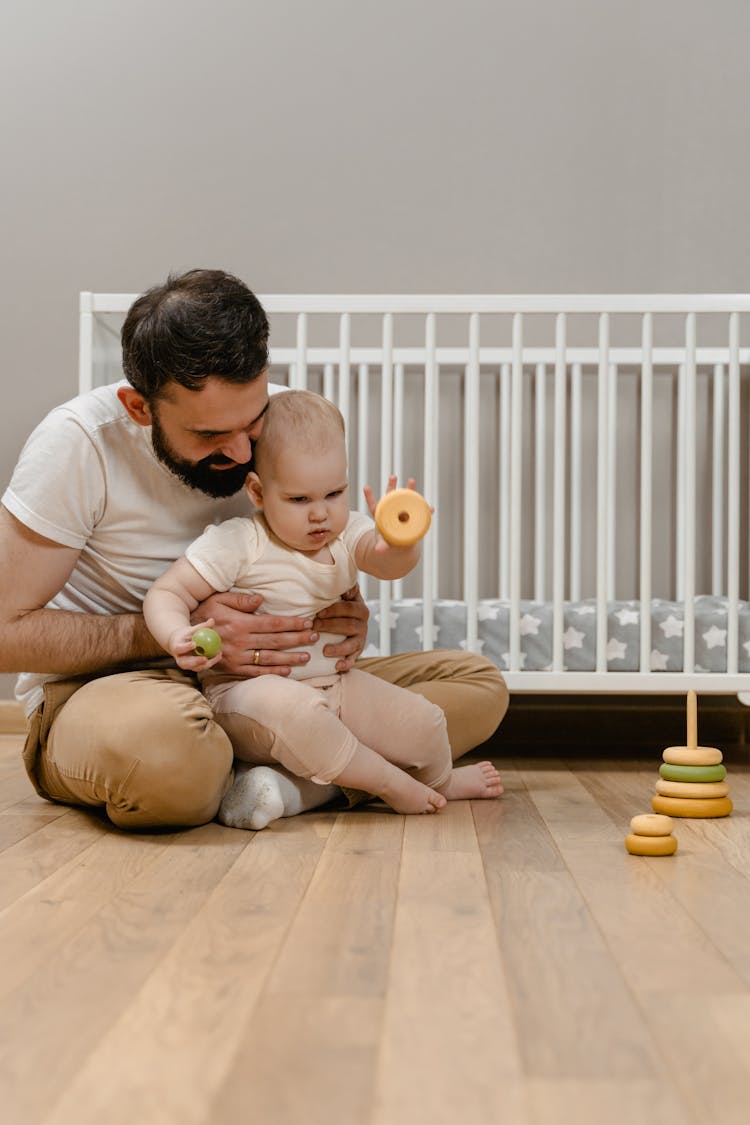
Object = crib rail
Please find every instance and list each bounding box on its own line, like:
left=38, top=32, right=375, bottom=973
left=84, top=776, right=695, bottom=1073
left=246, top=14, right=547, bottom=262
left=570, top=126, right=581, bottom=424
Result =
left=80, top=293, right=750, bottom=693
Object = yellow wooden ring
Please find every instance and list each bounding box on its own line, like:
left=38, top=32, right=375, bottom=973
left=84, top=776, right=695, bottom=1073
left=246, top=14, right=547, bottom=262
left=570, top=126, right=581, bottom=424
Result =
left=374, top=489, right=431, bottom=546
left=625, top=833, right=677, bottom=856
left=652, top=794, right=733, bottom=819
left=629, top=813, right=673, bottom=836
left=663, top=745, right=723, bottom=766
left=655, top=779, right=730, bottom=799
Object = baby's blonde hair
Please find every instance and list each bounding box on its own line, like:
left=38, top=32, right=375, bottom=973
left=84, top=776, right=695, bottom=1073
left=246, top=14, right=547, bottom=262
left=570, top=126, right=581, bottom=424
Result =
left=253, top=389, right=345, bottom=477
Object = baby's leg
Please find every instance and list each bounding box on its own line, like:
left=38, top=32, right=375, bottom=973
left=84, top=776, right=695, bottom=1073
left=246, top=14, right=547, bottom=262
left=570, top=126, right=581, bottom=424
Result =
left=210, top=676, right=445, bottom=820
left=339, top=670, right=503, bottom=802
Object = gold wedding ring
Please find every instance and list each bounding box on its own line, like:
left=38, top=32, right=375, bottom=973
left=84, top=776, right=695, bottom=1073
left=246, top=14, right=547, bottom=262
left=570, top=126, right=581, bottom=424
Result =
left=253, top=649, right=261, bottom=666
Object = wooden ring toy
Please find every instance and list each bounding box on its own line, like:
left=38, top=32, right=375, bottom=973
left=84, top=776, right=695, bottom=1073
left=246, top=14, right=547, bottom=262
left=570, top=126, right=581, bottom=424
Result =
left=630, top=813, right=673, bottom=836
left=663, top=746, right=723, bottom=766
left=659, top=763, right=726, bottom=783
left=625, top=833, right=677, bottom=856
left=652, top=794, right=733, bottom=819
left=374, top=489, right=431, bottom=547
left=655, top=779, right=730, bottom=799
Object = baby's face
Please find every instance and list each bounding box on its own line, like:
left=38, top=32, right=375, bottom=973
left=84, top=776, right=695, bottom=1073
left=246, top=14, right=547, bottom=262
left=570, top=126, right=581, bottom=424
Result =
left=256, top=442, right=350, bottom=553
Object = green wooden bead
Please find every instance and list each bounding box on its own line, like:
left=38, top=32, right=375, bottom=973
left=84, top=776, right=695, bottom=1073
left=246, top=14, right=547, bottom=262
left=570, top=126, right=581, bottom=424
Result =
left=659, top=762, right=727, bottom=783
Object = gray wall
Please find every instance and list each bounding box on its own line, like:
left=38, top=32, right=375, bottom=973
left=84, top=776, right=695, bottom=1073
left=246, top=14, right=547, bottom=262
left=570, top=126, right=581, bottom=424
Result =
left=1, top=0, right=749, bottom=698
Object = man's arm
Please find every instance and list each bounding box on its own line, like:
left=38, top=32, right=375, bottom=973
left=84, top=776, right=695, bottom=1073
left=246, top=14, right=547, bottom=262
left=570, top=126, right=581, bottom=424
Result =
left=0, top=506, right=161, bottom=674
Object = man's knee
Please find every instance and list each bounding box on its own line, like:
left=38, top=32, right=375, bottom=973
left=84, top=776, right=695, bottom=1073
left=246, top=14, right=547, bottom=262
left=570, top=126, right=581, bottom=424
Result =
left=46, top=671, right=234, bottom=830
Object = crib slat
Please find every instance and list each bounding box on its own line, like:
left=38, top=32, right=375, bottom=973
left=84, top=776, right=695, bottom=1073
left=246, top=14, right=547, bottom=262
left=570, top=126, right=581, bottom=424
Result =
left=338, top=313, right=351, bottom=439
left=510, top=313, right=524, bottom=672
left=357, top=364, right=370, bottom=603
left=607, top=363, right=617, bottom=599
left=295, top=313, right=307, bottom=390
left=676, top=363, right=686, bottom=601
left=683, top=313, right=697, bottom=674
left=727, top=313, right=740, bottom=674
left=499, top=363, right=511, bottom=600
left=380, top=314, right=394, bottom=492
left=422, top=314, right=438, bottom=650
left=552, top=314, right=567, bottom=672
left=534, top=363, right=546, bottom=603
left=323, top=363, right=335, bottom=404
left=596, top=314, right=610, bottom=673
left=379, top=316, right=394, bottom=655
left=711, top=364, right=725, bottom=596
left=392, top=363, right=405, bottom=601
left=639, top=313, right=653, bottom=674
left=570, top=363, right=583, bottom=603
left=465, top=315, right=480, bottom=652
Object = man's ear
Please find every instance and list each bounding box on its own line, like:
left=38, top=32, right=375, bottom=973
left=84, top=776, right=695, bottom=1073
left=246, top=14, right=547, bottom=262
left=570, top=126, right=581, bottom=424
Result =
left=245, top=472, right=264, bottom=509
left=117, top=385, right=153, bottom=427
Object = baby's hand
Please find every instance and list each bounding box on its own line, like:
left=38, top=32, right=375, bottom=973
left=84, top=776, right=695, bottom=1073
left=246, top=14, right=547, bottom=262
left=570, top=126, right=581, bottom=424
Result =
left=168, top=619, right=223, bottom=671
left=363, top=476, right=433, bottom=552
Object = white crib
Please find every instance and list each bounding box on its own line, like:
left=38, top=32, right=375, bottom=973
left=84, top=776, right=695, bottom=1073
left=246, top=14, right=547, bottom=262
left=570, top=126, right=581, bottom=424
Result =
left=80, top=293, right=750, bottom=696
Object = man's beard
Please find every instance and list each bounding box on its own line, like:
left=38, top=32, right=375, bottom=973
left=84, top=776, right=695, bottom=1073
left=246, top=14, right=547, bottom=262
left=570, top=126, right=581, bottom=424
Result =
left=150, top=411, right=252, bottom=498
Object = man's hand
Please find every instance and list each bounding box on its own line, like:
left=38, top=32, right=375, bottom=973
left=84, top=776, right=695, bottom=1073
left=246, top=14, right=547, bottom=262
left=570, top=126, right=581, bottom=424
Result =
left=193, top=590, right=320, bottom=677
left=193, top=586, right=370, bottom=677
left=313, top=585, right=369, bottom=672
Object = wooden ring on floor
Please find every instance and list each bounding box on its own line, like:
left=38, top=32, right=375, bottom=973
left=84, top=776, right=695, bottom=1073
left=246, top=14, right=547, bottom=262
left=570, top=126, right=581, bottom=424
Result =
left=655, top=779, right=730, bottom=799
left=625, top=833, right=677, bottom=856
left=630, top=813, right=673, bottom=836
left=374, top=489, right=432, bottom=546
left=652, top=794, right=733, bottom=819
left=659, top=762, right=726, bottom=783
left=663, top=745, right=723, bottom=766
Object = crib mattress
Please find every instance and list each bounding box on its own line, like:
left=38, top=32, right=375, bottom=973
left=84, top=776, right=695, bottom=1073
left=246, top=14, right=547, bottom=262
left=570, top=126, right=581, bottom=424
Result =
left=363, top=595, right=750, bottom=673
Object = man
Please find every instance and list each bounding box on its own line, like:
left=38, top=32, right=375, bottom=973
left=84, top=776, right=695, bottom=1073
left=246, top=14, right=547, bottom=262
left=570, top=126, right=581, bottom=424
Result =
left=0, top=269, right=508, bottom=830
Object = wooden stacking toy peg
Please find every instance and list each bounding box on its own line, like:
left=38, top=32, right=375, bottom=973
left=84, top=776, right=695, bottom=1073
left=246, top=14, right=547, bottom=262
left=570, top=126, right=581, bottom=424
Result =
left=374, top=488, right=432, bottom=547
left=651, top=690, right=732, bottom=819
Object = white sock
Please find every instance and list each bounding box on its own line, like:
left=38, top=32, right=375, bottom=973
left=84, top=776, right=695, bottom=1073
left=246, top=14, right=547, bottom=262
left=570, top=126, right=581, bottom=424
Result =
left=217, top=763, right=342, bottom=831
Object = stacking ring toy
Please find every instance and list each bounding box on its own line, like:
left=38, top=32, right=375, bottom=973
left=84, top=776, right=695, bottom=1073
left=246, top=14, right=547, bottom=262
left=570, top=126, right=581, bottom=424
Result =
left=630, top=813, right=673, bottom=836
left=659, top=763, right=726, bottom=783
left=625, top=834, right=677, bottom=857
left=652, top=794, right=733, bottom=818
left=663, top=745, right=723, bottom=766
left=655, top=779, right=730, bottom=799
left=374, top=489, right=431, bottom=547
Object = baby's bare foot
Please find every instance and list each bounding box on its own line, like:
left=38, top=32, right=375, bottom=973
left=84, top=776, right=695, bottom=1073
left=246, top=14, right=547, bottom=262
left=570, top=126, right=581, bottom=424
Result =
left=380, top=772, right=448, bottom=815
left=437, top=761, right=504, bottom=801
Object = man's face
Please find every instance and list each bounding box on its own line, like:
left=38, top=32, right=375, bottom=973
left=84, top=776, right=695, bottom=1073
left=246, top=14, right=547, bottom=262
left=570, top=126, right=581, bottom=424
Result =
left=149, top=373, right=270, bottom=498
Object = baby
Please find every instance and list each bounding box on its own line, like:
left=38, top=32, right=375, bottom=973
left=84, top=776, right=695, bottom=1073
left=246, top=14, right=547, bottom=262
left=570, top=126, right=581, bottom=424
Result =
left=144, top=389, right=503, bottom=827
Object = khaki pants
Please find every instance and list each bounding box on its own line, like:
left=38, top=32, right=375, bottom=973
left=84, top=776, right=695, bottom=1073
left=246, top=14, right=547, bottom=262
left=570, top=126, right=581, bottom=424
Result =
left=23, top=651, right=509, bottom=831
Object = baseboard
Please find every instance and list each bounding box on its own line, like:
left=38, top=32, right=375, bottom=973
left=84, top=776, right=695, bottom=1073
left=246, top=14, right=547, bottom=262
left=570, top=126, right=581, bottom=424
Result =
left=0, top=700, right=25, bottom=734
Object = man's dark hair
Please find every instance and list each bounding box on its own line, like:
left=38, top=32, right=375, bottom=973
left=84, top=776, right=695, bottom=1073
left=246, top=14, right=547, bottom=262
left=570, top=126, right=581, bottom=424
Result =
left=121, top=269, right=269, bottom=401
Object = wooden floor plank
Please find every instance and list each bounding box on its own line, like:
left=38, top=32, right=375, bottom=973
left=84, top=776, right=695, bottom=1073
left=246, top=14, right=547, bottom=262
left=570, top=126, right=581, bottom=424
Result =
left=208, top=809, right=404, bottom=1125
left=35, top=813, right=335, bottom=1125
left=519, top=758, right=745, bottom=996
left=474, top=765, right=658, bottom=1082
left=0, top=822, right=250, bottom=1125
left=373, top=801, right=527, bottom=1125
left=0, top=740, right=748, bottom=1125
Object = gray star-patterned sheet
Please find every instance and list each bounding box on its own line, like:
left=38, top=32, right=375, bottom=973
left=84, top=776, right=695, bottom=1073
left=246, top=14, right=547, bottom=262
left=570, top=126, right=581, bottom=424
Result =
left=363, top=595, right=750, bottom=672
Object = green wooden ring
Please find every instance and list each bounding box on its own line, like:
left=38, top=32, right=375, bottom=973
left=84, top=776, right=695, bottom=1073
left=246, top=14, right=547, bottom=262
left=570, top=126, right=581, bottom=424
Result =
left=659, top=762, right=726, bottom=783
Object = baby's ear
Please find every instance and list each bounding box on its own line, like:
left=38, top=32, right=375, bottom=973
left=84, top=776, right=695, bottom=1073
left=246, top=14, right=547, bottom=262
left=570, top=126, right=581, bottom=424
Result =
left=245, top=472, right=263, bottom=509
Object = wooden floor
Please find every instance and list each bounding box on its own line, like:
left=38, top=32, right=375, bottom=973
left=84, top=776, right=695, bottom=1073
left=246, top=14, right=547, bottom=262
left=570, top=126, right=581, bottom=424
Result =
left=3, top=732, right=750, bottom=1125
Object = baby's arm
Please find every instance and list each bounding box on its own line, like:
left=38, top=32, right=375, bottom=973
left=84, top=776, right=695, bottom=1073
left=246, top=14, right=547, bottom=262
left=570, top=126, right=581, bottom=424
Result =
left=354, top=476, right=426, bottom=581
left=143, top=556, right=223, bottom=671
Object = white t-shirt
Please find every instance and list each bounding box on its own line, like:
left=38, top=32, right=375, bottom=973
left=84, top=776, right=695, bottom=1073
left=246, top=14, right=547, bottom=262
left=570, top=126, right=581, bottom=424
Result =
left=186, top=510, right=374, bottom=681
left=2, top=381, right=251, bottom=714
